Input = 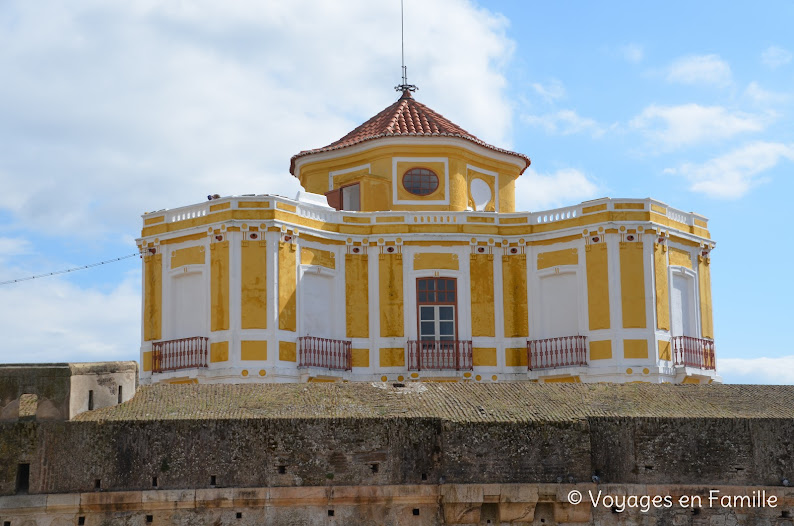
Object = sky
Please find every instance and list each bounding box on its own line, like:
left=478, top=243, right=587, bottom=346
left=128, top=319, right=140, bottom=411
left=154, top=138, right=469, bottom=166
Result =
left=0, top=1, right=791, bottom=383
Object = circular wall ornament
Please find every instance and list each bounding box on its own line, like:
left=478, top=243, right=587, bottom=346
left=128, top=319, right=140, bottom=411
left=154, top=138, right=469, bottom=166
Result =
left=470, top=178, right=492, bottom=211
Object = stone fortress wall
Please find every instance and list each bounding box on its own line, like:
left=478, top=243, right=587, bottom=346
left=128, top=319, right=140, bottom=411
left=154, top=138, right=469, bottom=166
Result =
left=0, top=364, right=792, bottom=525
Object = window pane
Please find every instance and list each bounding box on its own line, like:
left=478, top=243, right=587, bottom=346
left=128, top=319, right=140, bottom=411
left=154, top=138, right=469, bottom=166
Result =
left=403, top=168, right=439, bottom=196
left=420, top=322, right=435, bottom=336
left=427, top=280, right=435, bottom=290
left=427, top=292, right=435, bottom=302
left=437, top=291, right=446, bottom=302
left=418, top=291, right=426, bottom=302
left=440, top=321, right=454, bottom=335
left=418, top=280, right=426, bottom=290
left=420, top=306, right=435, bottom=320
left=439, top=306, right=454, bottom=320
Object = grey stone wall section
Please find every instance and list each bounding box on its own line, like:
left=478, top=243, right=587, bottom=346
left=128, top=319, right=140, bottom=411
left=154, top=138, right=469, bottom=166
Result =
left=1, top=382, right=793, bottom=498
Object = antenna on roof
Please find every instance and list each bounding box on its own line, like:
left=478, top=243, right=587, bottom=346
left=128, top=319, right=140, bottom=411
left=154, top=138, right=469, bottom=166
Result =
left=395, top=0, right=417, bottom=94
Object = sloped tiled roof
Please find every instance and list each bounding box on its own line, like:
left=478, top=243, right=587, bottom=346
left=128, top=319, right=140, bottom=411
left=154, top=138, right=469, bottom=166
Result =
left=76, top=383, right=794, bottom=423
left=289, top=90, right=531, bottom=175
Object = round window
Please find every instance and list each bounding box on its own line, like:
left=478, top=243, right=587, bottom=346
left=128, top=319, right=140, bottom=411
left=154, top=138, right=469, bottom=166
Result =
left=402, top=168, right=439, bottom=196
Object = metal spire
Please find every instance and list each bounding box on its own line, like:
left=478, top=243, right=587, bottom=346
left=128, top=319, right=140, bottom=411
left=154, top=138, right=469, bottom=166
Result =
left=395, top=0, right=417, bottom=94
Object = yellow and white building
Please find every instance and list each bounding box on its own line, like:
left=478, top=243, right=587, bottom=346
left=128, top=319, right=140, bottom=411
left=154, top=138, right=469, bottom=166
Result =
left=137, top=89, right=718, bottom=385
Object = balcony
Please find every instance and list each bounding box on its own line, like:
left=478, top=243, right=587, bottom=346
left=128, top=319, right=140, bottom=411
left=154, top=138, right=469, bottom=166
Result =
left=152, top=336, right=209, bottom=373
left=672, top=336, right=716, bottom=370
left=407, top=340, right=473, bottom=371
left=298, top=336, right=352, bottom=371
left=528, top=335, right=588, bottom=371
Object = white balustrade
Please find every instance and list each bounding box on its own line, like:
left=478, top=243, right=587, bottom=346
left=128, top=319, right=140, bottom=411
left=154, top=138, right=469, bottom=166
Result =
left=167, top=204, right=209, bottom=223
left=532, top=205, right=579, bottom=224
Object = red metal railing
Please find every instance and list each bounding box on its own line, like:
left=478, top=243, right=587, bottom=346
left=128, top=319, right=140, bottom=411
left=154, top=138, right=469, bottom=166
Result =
left=152, top=336, right=209, bottom=373
left=407, top=340, right=473, bottom=371
left=672, top=336, right=716, bottom=370
left=527, top=335, right=588, bottom=370
left=298, top=336, right=352, bottom=371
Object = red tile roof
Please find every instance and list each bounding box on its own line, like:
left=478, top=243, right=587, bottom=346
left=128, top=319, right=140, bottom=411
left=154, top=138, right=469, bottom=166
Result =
left=289, top=90, right=531, bottom=175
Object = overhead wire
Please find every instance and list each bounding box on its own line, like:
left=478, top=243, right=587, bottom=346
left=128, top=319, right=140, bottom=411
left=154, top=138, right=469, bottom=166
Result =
left=0, top=252, right=140, bottom=286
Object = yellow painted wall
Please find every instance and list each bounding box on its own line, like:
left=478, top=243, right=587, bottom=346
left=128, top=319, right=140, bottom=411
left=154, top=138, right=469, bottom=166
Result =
left=238, top=201, right=270, bottom=208
left=614, top=202, right=645, bottom=210
left=449, top=158, right=468, bottom=212
left=472, top=348, right=497, bottom=367
left=654, top=244, right=670, bottom=331
left=502, top=254, right=528, bottom=338
left=241, top=241, right=267, bottom=329
left=301, top=247, right=335, bottom=269
left=142, top=351, right=152, bottom=372
left=620, top=242, right=646, bottom=329
left=658, top=340, right=671, bottom=361
left=586, top=244, right=610, bottom=330
left=210, top=341, right=228, bottom=363
left=241, top=341, right=267, bottom=361
left=379, top=347, right=405, bottom=367
left=498, top=174, right=517, bottom=213
left=699, top=256, right=714, bottom=339
left=537, top=248, right=578, bottom=270
left=171, top=245, right=205, bottom=269
left=209, top=202, right=231, bottom=212
left=344, top=254, right=369, bottom=338
left=669, top=247, right=692, bottom=268
left=505, top=347, right=528, bottom=367
left=143, top=254, right=162, bottom=341
left=379, top=254, right=404, bottom=337
left=278, top=242, right=297, bottom=332
left=359, top=176, right=391, bottom=212
left=624, top=339, right=649, bottom=359
left=279, top=341, right=296, bottom=362
left=470, top=254, right=495, bottom=337
left=296, top=142, right=524, bottom=213
left=351, top=348, right=370, bottom=368
left=590, top=340, right=612, bottom=360
left=413, top=253, right=459, bottom=270
left=210, top=242, right=229, bottom=332
left=582, top=203, right=607, bottom=214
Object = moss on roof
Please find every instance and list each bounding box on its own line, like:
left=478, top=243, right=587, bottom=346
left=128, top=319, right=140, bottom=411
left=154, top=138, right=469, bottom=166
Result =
left=74, top=382, right=794, bottom=423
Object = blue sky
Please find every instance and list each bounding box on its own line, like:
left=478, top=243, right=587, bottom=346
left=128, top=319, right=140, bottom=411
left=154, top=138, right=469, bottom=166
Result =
left=0, top=1, right=791, bottom=383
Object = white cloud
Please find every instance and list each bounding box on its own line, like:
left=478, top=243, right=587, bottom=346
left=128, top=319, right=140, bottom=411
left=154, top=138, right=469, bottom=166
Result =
left=630, top=104, right=767, bottom=150
left=0, top=0, right=515, bottom=239
left=666, top=54, right=732, bottom=86
left=531, top=80, right=566, bottom=102
left=664, top=141, right=794, bottom=199
left=744, top=81, right=790, bottom=105
left=0, top=237, right=33, bottom=259
left=0, top=271, right=140, bottom=362
left=515, top=168, right=600, bottom=211
left=719, top=356, right=794, bottom=385
left=621, top=43, right=644, bottom=63
left=523, top=110, right=606, bottom=138
left=761, top=45, right=792, bottom=69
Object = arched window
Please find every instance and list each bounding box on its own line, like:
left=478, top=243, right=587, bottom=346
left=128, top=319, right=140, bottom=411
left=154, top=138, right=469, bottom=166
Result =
left=402, top=168, right=439, bottom=196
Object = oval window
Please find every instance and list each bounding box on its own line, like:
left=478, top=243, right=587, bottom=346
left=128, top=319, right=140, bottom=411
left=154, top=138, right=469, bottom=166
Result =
left=402, top=168, right=439, bottom=196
